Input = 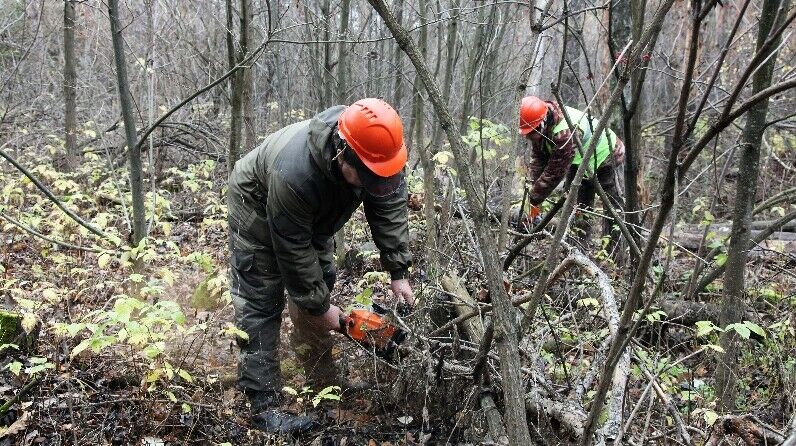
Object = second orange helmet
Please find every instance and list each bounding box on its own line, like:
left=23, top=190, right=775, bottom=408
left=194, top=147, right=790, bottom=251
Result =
left=519, top=96, right=549, bottom=135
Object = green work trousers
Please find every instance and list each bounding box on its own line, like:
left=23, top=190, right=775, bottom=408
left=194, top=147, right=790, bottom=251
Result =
left=228, top=191, right=338, bottom=397
left=564, top=162, right=623, bottom=250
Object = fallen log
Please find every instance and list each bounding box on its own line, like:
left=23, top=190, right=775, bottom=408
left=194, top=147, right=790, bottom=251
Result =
left=705, top=414, right=785, bottom=446
left=548, top=251, right=630, bottom=443
left=664, top=219, right=796, bottom=256
left=525, top=390, right=587, bottom=439
left=665, top=229, right=796, bottom=255
left=676, top=220, right=796, bottom=233
left=657, top=299, right=759, bottom=327
left=441, top=274, right=509, bottom=445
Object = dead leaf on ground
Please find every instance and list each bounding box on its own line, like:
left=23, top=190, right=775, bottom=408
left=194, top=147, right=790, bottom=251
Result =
left=0, top=411, right=29, bottom=438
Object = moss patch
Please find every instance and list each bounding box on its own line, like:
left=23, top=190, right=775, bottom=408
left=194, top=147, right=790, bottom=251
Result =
left=0, top=310, right=21, bottom=346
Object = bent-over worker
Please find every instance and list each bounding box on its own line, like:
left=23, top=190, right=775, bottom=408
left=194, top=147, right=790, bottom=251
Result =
left=518, top=96, right=626, bottom=248
left=227, top=98, right=414, bottom=434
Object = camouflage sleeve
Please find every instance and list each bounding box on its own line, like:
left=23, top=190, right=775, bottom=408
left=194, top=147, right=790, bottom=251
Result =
left=528, top=128, right=577, bottom=205
left=527, top=141, right=547, bottom=184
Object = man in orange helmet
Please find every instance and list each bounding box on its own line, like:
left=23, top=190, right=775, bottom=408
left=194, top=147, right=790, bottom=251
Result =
left=227, top=98, right=414, bottom=434
left=518, top=96, right=625, bottom=247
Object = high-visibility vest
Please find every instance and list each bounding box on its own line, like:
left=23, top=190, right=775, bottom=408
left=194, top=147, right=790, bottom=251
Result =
left=546, top=106, right=617, bottom=176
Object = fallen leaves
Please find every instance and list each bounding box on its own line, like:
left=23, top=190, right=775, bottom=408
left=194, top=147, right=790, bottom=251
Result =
left=0, top=411, right=29, bottom=439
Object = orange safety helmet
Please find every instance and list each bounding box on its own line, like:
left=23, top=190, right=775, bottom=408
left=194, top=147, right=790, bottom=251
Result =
left=519, top=96, right=549, bottom=135
left=338, top=98, right=408, bottom=177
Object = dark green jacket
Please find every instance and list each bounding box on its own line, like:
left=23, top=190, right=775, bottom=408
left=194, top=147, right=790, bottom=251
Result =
left=228, top=106, right=411, bottom=314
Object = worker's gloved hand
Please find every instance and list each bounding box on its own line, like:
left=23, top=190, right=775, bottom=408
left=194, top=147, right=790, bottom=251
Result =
left=391, top=279, right=415, bottom=306
left=529, top=205, right=541, bottom=221
left=306, top=304, right=344, bottom=332
left=613, top=138, right=626, bottom=164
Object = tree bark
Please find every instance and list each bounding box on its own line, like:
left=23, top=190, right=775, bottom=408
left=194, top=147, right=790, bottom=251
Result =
left=622, top=0, right=647, bottom=263
left=716, top=0, right=789, bottom=413
left=320, top=0, right=333, bottom=107
left=241, top=0, right=256, bottom=152
left=412, top=0, right=439, bottom=276
left=441, top=275, right=508, bottom=445
left=62, top=0, right=78, bottom=168
left=334, top=0, right=351, bottom=268
left=366, top=0, right=533, bottom=443
left=458, top=2, right=490, bottom=134
left=226, top=0, right=247, bottom=173
left=426, top=0, right=462, bottom=275
left=561, top=0, right=585, bottom=105
left=336, top=0, right=350, bottom=104
left=392, top=0, right=405, bottom=110
left=108, top=0, right=146, bottom=245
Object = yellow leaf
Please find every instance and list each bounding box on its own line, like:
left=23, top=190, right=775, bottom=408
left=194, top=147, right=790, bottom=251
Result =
left=160, top=222, right=172, bottom=237
left=21, top=313, right=38, bottom=333
left=98, top=252, right=112, bottom=269
left=42, top=288, right=59, bottom=302
left=704, top=410, right=718, bottom=426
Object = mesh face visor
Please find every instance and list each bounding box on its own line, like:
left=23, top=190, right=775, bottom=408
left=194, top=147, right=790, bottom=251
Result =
left=342, top=146, right=405, bottom=198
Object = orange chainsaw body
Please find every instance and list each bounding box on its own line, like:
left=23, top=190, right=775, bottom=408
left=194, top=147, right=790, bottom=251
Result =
left=340, top=305, right=407, bottom=359
left=344, top=308, right=399, bottom=348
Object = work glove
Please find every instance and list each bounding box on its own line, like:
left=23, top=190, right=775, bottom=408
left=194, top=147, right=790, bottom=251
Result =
left=516, top=205, right=542, bottom=231
left=390, top=279, right=415, bottom=306
left=613, top=138, right=626, bottom=164
left=529, top=204, right=541, bottom=222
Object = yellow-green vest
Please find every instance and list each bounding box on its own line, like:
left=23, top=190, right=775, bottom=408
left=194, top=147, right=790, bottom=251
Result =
left=546, top=106, right=618, bottom=176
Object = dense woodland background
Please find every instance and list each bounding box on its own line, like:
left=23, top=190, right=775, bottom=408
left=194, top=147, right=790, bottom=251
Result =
left=0, top=0, right=795, bottom=444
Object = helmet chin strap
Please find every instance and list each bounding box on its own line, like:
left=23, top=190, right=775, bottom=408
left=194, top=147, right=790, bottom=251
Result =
left=332, top=130, right=347, bottom=161
left=533, top=108, right=556, bottom=145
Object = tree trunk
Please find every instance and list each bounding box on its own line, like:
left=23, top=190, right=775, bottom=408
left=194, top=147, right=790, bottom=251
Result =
left=334, top=0, right=351, bottom=268
left=337, top=0, right=350, bottom=105
left=392, top=0, right=405, bottom=110
left=716, top=0, right=789, bottom=413
left=561, top=0, right=585, bottom=105
left=108, top=0, right=146, bottom=245
left=441, top=275, right=508, bottom=444
left=425, top=0, right=461, bottom=275
left=413, top=0, right=438, bottom=276
left=62, top=0, right=77, bottom=169
left=226, top=0, right=242, bottom=172
left=458, top=3, right=489, bottom=134
left=366, top=0, right=533, bottom=443
left=241, top=0, right=256, bottom=152
left=320, top=0, right=333, bottom=107
left=623, top=0, right=647, bottom=263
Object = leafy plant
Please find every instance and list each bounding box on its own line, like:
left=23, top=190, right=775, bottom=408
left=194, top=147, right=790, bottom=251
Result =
left=460, top=117, right=511, bottom=161
left=283, top=385, right=342, bottom=408
left=54, top=296, right=195, bottom=360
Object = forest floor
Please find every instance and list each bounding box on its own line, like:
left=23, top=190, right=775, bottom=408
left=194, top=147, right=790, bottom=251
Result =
left=1, top=152, right=795, bottom=445
left=0, top=189, right=431, bottom=444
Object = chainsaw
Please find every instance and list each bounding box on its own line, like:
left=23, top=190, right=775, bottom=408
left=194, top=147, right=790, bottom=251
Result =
left=338, top=302, right=408, bottom=360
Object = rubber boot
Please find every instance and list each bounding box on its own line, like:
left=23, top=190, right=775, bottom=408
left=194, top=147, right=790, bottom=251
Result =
left=247, top=390, right=315, bottom=435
